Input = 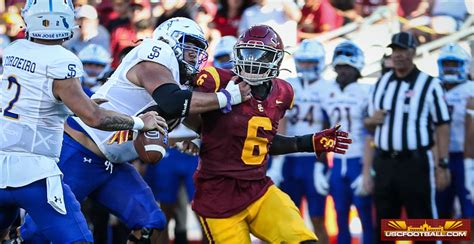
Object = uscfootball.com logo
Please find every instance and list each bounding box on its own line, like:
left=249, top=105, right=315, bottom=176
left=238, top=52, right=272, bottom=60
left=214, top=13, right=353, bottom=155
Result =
left=381, top=219, right=470, bottom=241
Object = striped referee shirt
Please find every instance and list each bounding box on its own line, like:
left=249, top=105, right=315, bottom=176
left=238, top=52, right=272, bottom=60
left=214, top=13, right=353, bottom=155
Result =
left=368, top=66, right=451, bottom=151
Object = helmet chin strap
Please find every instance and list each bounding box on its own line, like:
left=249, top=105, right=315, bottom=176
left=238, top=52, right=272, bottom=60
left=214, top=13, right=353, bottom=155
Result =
left=244, top=79, right=266, bottom=86
left=178, top=61, right=197, bottom=85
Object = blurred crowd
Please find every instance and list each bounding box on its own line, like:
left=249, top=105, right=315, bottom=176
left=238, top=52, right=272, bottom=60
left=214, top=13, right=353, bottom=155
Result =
left=1, top=0, right=473, bottom=72
left=0, top=0, right=473, bottom=243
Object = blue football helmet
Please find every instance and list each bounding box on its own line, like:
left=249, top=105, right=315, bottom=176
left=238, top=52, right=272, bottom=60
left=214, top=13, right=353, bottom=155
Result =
left=332, top=41, right=365, bottom=73
left=214, top=36, right=237, bottom=69
left=437, top=43, right=471, bottom=84
left=293, top=39, right=326, bottom=82
left=78, top=44, right=111, bottom=87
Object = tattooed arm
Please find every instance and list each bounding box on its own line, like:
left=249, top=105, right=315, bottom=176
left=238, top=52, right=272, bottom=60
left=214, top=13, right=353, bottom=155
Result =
left=53, top=77, right=167, bottom=133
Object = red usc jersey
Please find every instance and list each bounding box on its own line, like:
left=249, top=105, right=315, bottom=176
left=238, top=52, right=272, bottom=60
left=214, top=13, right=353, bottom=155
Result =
left=191, top=67, right=294, bottom=218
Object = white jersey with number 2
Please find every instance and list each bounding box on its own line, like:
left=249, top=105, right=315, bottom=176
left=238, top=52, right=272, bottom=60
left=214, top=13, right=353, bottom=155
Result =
left=0, top=39, right=83, bottom=187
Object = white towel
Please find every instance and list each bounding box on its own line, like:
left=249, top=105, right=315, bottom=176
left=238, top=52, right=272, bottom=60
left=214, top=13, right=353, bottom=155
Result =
left=46, top=175, right=67, bottom=215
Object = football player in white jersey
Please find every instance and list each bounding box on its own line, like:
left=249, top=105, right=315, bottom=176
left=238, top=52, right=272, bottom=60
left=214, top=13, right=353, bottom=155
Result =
left=20, top=17, right=251, bottom=243
left=146, top=36, right=238, bottom=243
left=321, top=41, right=373, bottom=244
left=0, top=0, right=166, bottom=242
left=266, top=39, right=332, bottom=243
left=436, top=43, right=474, bottom=238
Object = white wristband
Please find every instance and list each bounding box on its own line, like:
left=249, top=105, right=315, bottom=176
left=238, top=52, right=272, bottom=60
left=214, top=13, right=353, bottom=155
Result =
left=216, top=92, right=227, bottom=109
left=132, top=116, right=144, bottom=130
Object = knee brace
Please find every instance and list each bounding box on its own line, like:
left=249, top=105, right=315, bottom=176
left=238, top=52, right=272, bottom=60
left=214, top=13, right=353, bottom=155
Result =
left=127, top=228, right=154, bottom=244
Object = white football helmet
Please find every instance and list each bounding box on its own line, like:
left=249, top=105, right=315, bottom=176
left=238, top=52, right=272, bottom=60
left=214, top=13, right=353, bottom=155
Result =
left=332, top=41, right=365, bottom=73
left=78, top=44, right=111, bottom=86
left=153, top=17, right=208, bottom=80
left=213, top=35, right=237, bottom=69
left=21, top=0, right=76, bottom=41
left=294, top=39, right=326, bottom=82
left=437, top=43, right=471, bottom=84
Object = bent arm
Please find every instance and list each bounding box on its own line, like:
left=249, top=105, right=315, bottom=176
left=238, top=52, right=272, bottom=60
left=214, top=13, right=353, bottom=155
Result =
left=53, top=77, right=135, bottom=131
left=133, top=61, right=224, bottom=119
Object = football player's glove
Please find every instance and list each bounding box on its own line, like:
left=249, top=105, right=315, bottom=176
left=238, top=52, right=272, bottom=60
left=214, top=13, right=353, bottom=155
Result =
left=312, top=124, right=352, bottom=157
left=351, top=174, right=368, bottom=196
left=266, top=156, right=285, bottom=187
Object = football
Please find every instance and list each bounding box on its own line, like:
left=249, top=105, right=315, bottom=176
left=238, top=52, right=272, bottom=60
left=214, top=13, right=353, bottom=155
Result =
left=133, top=130, right=168, bottom=164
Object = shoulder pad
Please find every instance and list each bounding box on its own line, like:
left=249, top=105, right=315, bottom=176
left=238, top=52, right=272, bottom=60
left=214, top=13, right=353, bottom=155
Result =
left=47, top=49, right=84, bottom=79
left=193, top=67, right=234, bottom=93
left=274, top=78, right=295, bottom=110
left=137, top=39, right=176, bottom=67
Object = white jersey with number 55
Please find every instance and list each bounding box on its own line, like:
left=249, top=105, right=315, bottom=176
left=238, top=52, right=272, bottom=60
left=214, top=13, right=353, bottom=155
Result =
left=321, top=82, right=371, bottom=159
left=0, top=39, right=83, bottom=187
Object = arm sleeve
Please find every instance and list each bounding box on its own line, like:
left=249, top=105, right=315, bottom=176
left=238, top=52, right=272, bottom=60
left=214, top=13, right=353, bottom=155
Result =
left=429, top=79, right=451, bottom=125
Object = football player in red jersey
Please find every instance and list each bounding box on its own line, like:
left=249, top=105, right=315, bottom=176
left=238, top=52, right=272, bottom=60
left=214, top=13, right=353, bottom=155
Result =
left=186, top=25, right=352, bottom=243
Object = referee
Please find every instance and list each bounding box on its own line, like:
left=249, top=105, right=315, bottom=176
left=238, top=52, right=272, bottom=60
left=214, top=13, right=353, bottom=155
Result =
left=364, top=32, right=451, bottom=243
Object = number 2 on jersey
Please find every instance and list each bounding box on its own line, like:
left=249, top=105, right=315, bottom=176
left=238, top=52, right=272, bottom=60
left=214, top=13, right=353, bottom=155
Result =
left=3, top=76, right=21, bottom=119
left=241, top=116, right=272, bottom=165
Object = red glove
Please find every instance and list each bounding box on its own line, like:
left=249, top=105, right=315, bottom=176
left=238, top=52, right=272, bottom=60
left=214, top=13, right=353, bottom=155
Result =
left=313, top=124, right=352, bottom=157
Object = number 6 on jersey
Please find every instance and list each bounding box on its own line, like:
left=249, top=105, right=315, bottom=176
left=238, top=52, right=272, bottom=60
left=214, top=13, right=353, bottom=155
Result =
left=241, top=116, right=272, bottom=165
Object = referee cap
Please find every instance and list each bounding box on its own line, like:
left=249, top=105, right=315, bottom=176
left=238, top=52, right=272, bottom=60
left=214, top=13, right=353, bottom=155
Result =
left=388, top=32, right=418, bottom=49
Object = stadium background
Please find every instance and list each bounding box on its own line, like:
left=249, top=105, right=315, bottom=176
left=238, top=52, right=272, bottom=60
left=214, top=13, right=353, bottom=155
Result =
left=1, top=0, right=474, bottom=243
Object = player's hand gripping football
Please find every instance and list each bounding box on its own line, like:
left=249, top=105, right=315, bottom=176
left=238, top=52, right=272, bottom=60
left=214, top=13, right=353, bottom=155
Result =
left=138, top=111, right=168, bottom=134
left=313, top=124, right=352, bottom=157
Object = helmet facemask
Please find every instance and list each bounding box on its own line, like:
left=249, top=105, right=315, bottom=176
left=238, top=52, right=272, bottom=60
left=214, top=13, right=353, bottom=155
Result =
left=173, top=33, right=208, bottom=84
left=438, top=58, right=467, bottom=84
left=295, top=59, right=321, bottom=82
left=332, top=41, right=365, bottom=75
left=82, top=62, right=108, bottom=86
left=233, top=42, right=284, bottom=86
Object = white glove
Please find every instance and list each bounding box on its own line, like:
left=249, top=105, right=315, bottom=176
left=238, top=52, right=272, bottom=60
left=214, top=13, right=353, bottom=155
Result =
left=464, top=158, right=474, bottom=202
left=351, top=174, right=368, bottom=196
left=224, top=78, right=242, bottom=105
left=314, top=162, right=329, bottom=195
left=267, top=156, right=285, bottom=187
